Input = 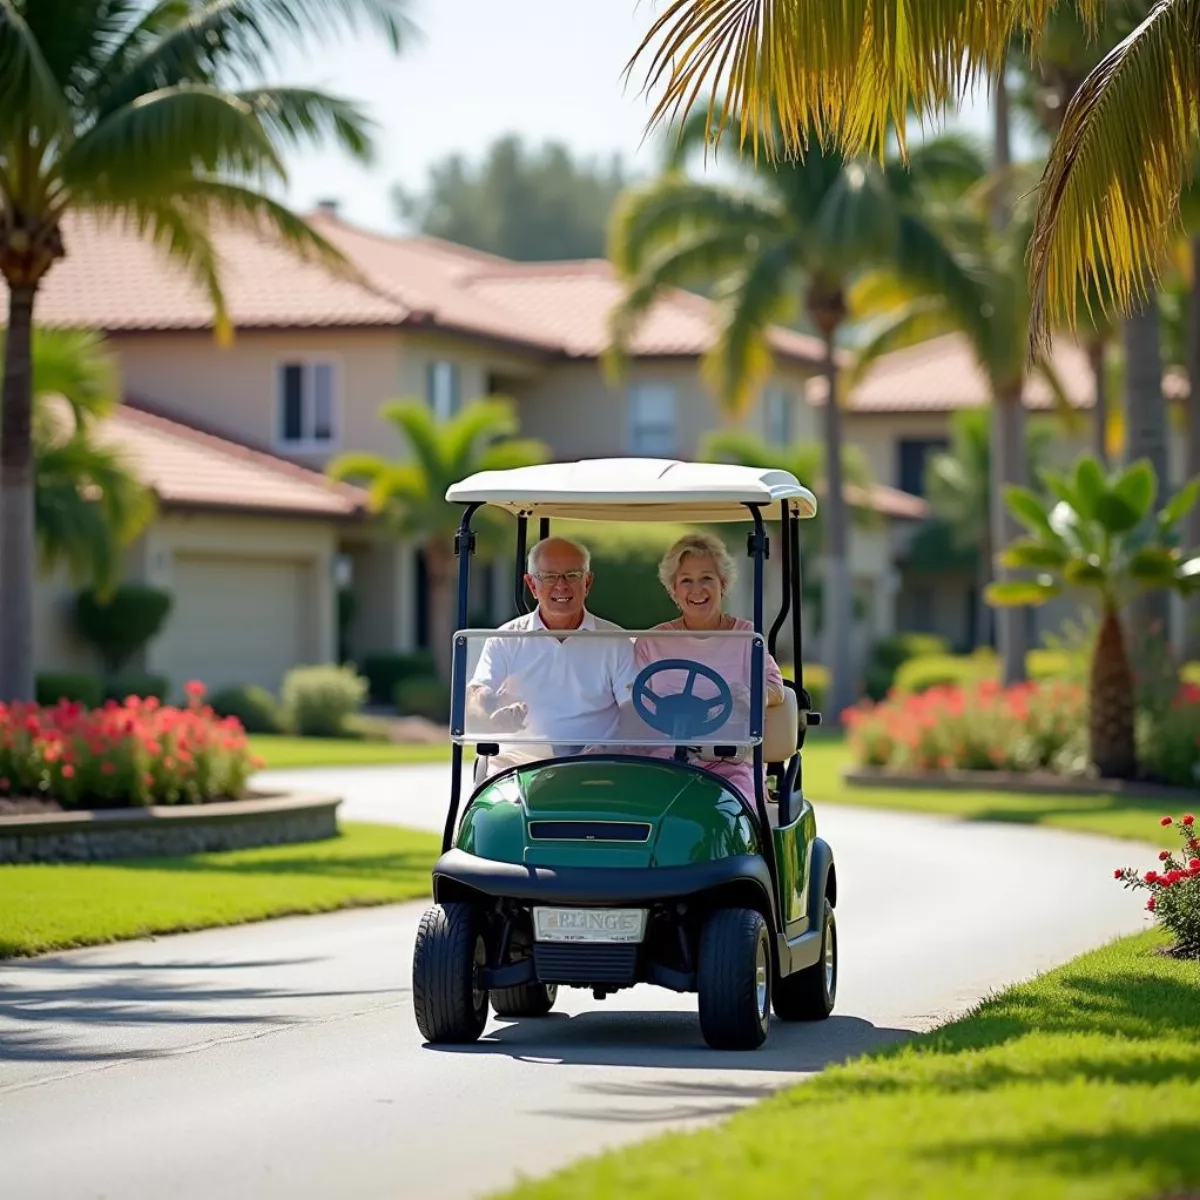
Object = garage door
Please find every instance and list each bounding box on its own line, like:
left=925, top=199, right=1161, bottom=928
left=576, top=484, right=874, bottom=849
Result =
left=154, top=556, right=308, bottom=697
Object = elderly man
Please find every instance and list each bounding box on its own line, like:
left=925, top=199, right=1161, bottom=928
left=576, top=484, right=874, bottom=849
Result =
left=466, top=536, right=637, bottom=761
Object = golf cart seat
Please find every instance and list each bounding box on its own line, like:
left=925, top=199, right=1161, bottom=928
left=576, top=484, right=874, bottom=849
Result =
left=764, top=685, right=799, bottom=765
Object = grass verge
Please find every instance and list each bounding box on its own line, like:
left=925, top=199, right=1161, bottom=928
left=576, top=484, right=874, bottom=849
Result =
left=496, top=931, right=1200, bottom=1200
left=248, top=734, right=452, bottom=769
left=0, top=821, right=439, bottom=958
left=806, top=736, right=1185, bottom=845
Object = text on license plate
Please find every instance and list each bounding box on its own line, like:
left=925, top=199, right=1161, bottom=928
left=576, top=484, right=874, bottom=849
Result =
left=533, top=907, right=647, bottom=943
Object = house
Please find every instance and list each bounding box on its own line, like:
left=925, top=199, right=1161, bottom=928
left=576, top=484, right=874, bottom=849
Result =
left=816, top=333, right=1192, bottom=652
left=11, top=205, right=929, bottom=697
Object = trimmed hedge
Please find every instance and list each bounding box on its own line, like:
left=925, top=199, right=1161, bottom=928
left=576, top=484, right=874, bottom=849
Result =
left=281, top=664, right=367, bottom=737
left=358, top=651, right=438, bottom=706
left=395, top=677, right=451, bottom=722
left=863, top=632, right=951, bottom=701
left=103, top=674, right=169, bottom=703
left=209, top=685, right=284, bottom=734
left=36, top=673, right=103, bottom=709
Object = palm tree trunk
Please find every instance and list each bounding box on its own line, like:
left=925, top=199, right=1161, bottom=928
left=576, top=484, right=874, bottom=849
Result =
left=1090, top=602, right=1137, bottom=779
left=1088, top=338, right=1108, bottom=467
left=991, top=383, right=1028, bottom=684
left=1185, top=236, right=1200, bottom=660
left=819, top=330, right=854, bottom=722
left=975, top=533, right=993, bottom=650
left=424, top=539, right=455, bottom=683
left=0, top=283, right=38, bottom=703
left=1123, top=298, right=1171, bottom=648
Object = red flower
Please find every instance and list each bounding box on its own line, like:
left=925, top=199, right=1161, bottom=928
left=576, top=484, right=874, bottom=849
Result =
left=100, top=762, right=116, bottom=776
left=1147, top=897, right=1157, bottom=912
left=1161, top=816, right=1174, bottom=827
left=1190, top=859, right=1200, bottom=871
left=1145, top=870, right=1159, bottom=883
left=61, top=764, right=75, bottom=779
left=1114, top=869, right=1124, bottom=879
left=1159, top=850, right=1171, bottom=861
left=1184, top=814, right=1196, bottom=826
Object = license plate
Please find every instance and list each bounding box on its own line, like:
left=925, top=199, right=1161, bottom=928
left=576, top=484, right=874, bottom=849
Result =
left=533, top=907, right=647, bottom=943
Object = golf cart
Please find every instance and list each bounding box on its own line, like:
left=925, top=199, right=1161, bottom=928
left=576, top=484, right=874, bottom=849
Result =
left=412, top=458, right=836, bottom=1051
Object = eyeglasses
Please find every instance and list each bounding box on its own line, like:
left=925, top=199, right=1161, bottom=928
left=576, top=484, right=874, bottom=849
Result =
left=532, top=570, right=587, bottom=584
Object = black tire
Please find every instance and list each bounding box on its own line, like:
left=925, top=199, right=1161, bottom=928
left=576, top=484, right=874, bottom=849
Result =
left=697, top=907, right=771, bottom=1050
left=773, top=896, right=837, bottom=1021
left=412, top=903, right=489, bottom=1044
left=491, top=982, right=558, bottom=1018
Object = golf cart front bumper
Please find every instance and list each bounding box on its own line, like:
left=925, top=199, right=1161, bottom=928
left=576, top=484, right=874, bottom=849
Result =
left=431, top=848, right=778, bottom=992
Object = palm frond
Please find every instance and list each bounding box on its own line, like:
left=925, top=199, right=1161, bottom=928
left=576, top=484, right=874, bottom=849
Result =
left=624, top=1, right=1100, bottom=164
left=846, top=295, right=960, bottom=388
left=1029, top=0, right=1200, bottom=353
left=0, top=0, right=70, bottom=143
left=237, top=87, right=376, bottom=164
left=441, top=399, right=520, bottom=477
left=29, top=328, right=121, bottom=425
left=378, top=399, right=446, bottom=482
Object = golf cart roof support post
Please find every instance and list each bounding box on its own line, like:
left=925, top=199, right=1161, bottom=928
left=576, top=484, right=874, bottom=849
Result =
left=744, top=502, right=780, bottom=914
left=539, top=517, right=550, bottom=542
left=513, top=513, right=529, bottom=617
left=445, top=501, right=482, bottom=854
left=790, top=510, right=804, bottom=695
left=768, top=500, right=792, bottom=659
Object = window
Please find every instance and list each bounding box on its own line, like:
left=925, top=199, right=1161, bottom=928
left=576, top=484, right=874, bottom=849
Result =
left=427, top=360, right=462, bottom=422
left=278, top=360, right=337, bottom=448
left=896, top=437, right=949, bottom=497
left=628, top=384, right=677, bottom=456
left=764, top=386, right=793, bottom=446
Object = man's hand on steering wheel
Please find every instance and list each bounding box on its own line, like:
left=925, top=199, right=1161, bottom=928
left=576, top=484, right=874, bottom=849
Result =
left=489, top=700, right=527, bottom=732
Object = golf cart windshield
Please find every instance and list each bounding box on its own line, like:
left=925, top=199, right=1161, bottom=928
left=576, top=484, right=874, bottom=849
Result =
left=451, top=627, right=766, bottom=752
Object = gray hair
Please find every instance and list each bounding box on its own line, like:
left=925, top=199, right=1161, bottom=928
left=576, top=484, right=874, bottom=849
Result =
left=658, top=531, right=737, bottom=596
left=527, top=536, right=591, bottom=574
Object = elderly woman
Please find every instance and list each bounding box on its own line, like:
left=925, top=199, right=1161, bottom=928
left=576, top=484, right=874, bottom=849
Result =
left=633, top=531, right=785, bottom=801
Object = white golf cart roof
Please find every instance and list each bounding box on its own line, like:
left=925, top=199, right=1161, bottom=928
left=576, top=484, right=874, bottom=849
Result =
left=446, top=458, right=818, bottom=523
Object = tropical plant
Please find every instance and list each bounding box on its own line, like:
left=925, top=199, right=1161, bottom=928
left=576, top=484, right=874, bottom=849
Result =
left=0, top=0, right=412, bottom=702
left=925, top=407, right=1056, bottom=650
left=608, top=109, right=983, bottom=718
left=622, top=0, right=1193, bottom=348
left=987, top=456, right=1200, bottom=779
left=328, top=398, right=547, bottom=679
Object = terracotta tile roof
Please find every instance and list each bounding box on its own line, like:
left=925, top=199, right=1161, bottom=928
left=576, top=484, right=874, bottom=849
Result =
left=17, top=209, right=825, bottom=368
left=806, top=333, right=1098, bottom=413
left=847, top=482, right=929, bottom=520
left=92, top=403, right=367, bottom=519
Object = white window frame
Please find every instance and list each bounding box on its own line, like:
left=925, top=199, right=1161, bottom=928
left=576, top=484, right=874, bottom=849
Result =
left=627, top=383, right=678, bottom=457
left=764, top=385, right=794, bottom=446
left=275, top=356, right=341, bottom=452
left=427, top=359, right=462, bottom=422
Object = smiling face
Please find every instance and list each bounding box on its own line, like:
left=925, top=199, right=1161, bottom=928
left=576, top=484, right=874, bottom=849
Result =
left=525, top=540, right=592, bottom=630
left=672, top=553, right=724, bottom=628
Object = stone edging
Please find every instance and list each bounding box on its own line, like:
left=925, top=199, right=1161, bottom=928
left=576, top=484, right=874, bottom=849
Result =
left=0, top=791, right=342, bottom=863
left=842, top=766, right=1199, bottom=802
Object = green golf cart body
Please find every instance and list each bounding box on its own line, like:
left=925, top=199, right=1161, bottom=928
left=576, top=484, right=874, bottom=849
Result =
left=412, top=458, right=836, bottom=1051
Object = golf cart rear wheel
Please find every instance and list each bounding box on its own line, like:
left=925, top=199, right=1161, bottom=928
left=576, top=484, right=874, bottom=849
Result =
left=697, top=907, right=771, bottom=1050
left=773, top=896, right=837, bottom=1021
left=412, top=902, right=489, bottom=1044
left=491, top=982, right=558, bottom=1018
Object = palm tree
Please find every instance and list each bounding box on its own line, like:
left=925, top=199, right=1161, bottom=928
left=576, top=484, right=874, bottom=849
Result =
left=925, top=408, right=1056, bottom=650
left=623, top=0, right=1194, bottom=347
left=607, top=113, right=983, bottom=719
left=328, top=398, right=547, bottom=680
left=0, top=0, right=412, bottom=702
left=7, top=326, right=154, bottom=596
left=988, top=456, right=1200, bottom=778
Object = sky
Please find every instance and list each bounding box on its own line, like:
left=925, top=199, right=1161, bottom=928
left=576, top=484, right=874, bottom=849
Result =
left=267, top=0, right=1000, bottom=236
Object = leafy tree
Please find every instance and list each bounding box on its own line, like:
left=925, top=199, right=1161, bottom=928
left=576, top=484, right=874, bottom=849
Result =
left=987, top=457, right=1200, bottom=779
left=924, top=407, right=1056, bottom=649
left=394, top=135, right=632, bottom=261
left=608, top=108, right=981, bottom=719
left=622, top=0, right=1194, bottom=347
left=328, top=398, right=547, bottom=680
left=0, top=0, right=412, bottom=701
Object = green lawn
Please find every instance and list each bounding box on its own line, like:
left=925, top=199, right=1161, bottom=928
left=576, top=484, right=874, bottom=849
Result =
left=804, top=736, right=1186, bottom=845
left=248, top=734, right=453, bottom=769
left=497, top=931, right=1200, bottom=1200
left=0, top=821, right=440, bottom=958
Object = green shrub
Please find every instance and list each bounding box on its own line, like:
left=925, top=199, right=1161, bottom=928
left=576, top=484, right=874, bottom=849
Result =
left=781, top=663, right=828, bottom=712
left=103, top=674, right=169, bottom=703
left=281, top=664, right=367, bottom=737
left=74, top=585, right=173, bottom=673
left=394, top=677, right=451, bottom=722
left=209, top=685, right=284, bottom=734
left=358, top=651, right=438, bottom=706
left=36, top=673, right=104, bottom=709
left=1184, top=662, right=1200, bottom=686
left=863, top=631, right=951, bottom=700
left=893, top=651, right=996, bottom=695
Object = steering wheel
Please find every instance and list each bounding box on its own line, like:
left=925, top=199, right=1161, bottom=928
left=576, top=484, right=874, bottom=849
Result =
left=631, top=659, right=734, bottom=742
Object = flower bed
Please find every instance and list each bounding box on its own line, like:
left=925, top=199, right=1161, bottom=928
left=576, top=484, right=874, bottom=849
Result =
left=844, top=679, right=1088, bottom=774
left=0, top=682, right=263, bottom=809
left=1114, top=812, right=1200, bottom=957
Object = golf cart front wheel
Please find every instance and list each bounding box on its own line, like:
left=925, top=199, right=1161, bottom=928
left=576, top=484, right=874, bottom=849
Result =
left=491, top=982, right=558, bottom=1018
left=412, top=902, right=489, bottom=1044
left=773, top=896, right=837, bottom=1021
left=697, top=907, right=771, bottom=1050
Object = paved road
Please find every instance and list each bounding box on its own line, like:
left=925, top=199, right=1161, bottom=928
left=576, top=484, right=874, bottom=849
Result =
left=0, top=765, right=1148, bottom=1200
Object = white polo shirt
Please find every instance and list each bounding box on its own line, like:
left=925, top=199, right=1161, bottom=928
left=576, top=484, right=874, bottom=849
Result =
left=468, top=608, right=638, bottom=745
